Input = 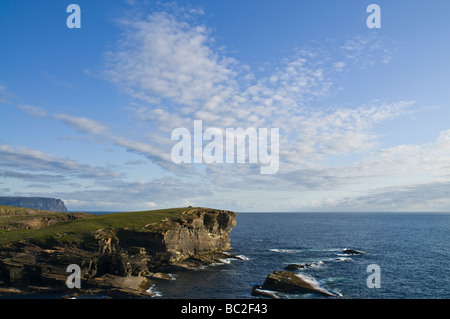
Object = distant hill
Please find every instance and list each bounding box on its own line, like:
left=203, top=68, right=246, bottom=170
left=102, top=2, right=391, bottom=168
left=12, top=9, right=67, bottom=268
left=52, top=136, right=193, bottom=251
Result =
left=0, top=196, right=67, bottom=212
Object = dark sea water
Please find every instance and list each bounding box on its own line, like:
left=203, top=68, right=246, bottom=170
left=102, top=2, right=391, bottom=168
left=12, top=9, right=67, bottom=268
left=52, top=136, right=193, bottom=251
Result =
left=153, top=213, right=450, bottom=299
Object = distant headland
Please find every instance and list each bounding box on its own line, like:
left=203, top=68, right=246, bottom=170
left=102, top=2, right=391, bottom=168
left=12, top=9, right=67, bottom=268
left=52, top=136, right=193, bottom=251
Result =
left=0, top=196, right=67, bottom=212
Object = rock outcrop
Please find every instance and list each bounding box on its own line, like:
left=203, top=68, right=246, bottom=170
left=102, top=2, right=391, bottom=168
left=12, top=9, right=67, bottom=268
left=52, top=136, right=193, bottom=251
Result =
left=284, top=263, right=315, bottom=270
left=0, top=207, right=237, bottom=297
left=342, top=248, right=364, bottom=255
left=116, top=208, right=236, bottom=267
left=252, top=271, right=339, bottom=298
left=0, top=197, right=67, bottom=212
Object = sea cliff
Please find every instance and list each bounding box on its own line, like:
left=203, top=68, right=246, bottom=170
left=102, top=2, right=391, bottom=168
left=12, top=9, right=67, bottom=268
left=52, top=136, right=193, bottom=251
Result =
left=0, top=197, right=67, bottom=212
left=0, top=206, right=237, bottom=297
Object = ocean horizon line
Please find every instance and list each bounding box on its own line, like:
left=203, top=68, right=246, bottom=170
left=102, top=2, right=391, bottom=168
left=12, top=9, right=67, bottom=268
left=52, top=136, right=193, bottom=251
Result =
left=68, top=210, right=450, bottom=215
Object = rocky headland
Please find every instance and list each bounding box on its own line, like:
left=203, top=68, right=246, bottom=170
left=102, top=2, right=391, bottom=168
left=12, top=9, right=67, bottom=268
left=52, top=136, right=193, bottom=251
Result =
left=0, top=197, right=67, bottom=212
left=252, top=271, right=339, bottom=298
left=0, top=206, right=237, bottom=298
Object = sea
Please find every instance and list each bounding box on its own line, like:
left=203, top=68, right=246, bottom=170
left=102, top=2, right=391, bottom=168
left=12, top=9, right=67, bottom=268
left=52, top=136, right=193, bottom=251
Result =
left=3, top=212, right=448, bottom=300
left=149, top=212, right=450, bottom=299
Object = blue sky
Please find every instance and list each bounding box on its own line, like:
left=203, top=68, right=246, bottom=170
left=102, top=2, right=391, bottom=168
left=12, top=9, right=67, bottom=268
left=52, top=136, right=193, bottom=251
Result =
left=1, top=0, right=450, bottom=212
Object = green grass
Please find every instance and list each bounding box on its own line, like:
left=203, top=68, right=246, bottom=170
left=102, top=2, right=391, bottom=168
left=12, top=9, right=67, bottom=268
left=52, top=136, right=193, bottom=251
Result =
left=0, top=205, right=67, bottom=217
left=0, top=207, right=189, bottom=246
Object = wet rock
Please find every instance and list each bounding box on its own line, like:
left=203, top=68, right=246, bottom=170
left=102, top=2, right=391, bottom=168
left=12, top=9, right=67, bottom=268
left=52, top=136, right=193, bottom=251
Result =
left=90, top=274, right=152, bottom=298
left=260, top=271, right=338, bottom=297
left=342, top=248, right=364, bottom=255
left=284, top=264, right=302, bottom=271
left=283, top=263, right=313, bottom=270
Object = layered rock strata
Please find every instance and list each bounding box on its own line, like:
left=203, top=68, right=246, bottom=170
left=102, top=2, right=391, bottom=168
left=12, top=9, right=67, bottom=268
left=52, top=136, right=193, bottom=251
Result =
left=0, top=207, right=237, bottom=297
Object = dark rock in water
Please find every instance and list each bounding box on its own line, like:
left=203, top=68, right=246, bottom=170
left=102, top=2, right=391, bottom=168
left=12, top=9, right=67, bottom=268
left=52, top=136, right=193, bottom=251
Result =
left=0, top=197, right=67, bottom=212
left=88, top=274, right=153, bottom=298
left=284, top=263, right=310, bottom=270
left=284, top=264, right=304, bottom=270
left=342, top=248, right=364, bottom=255
left=260, top=271, right=338, bottom=297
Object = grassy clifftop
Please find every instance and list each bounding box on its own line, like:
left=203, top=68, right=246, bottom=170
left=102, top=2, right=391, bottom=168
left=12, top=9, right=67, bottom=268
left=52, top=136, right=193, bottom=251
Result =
left=0, top=206, right=238, bottom=297
left=0, top=205, right=188, bottom=245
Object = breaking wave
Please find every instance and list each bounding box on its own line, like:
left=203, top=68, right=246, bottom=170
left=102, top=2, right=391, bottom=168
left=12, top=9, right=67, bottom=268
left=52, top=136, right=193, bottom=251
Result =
left=269, top=248, right=303, bottom=254
left=147, top=284, right=163, bottom=297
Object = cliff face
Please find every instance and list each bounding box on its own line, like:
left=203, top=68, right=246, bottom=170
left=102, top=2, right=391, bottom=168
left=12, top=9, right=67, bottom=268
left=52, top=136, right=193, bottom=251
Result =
left=0, top=197, right=67, bottom=212
left=116, top=208, right=236, bottom=264
left=0, top=207, right=237, bottom=297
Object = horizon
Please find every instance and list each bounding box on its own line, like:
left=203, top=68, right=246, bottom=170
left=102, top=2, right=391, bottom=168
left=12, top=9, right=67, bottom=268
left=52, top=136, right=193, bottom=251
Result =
left=1, top=1, right=450, bottom=213
left=72, top=208, right=450, bottom=215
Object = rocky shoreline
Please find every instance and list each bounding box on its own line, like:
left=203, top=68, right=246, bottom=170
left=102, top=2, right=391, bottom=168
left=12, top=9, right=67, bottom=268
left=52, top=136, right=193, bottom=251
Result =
left=1, top=205, right=365, bottom=299
left=251, top=248, right=365, bottom=299
left=0, top=207, right=238, bottom=298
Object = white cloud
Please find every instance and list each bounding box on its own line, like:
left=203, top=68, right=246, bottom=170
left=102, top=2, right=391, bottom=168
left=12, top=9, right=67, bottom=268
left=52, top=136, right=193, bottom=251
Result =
left=340, top=34, right=395, bottom=68
left=83, top=9, right=426, bottom=190
left=21, top=107, right=176, bottom=169
left=17, top=104, right=48, bottom=117
left=103, top=14, right=412, bottom=183
left=355, top=129, right=450, bottom=178
left=0, top=170, right=65, bottom=182
left=105, top=13, right=405, bottom=163
left=336, top=181, right=450, bottom=212
left=106, top=11, right=238, bottom=108
left=54, top=114, right=109, bottom=135
left=333, top=61, right=346, bottom=71
left=8, top=6, right=448, bottom=212
left=0, top=144, right=123, bottom=180
left=0, top=84, right=13, bottom=104
left=46, top=177, right=216, bottom=211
